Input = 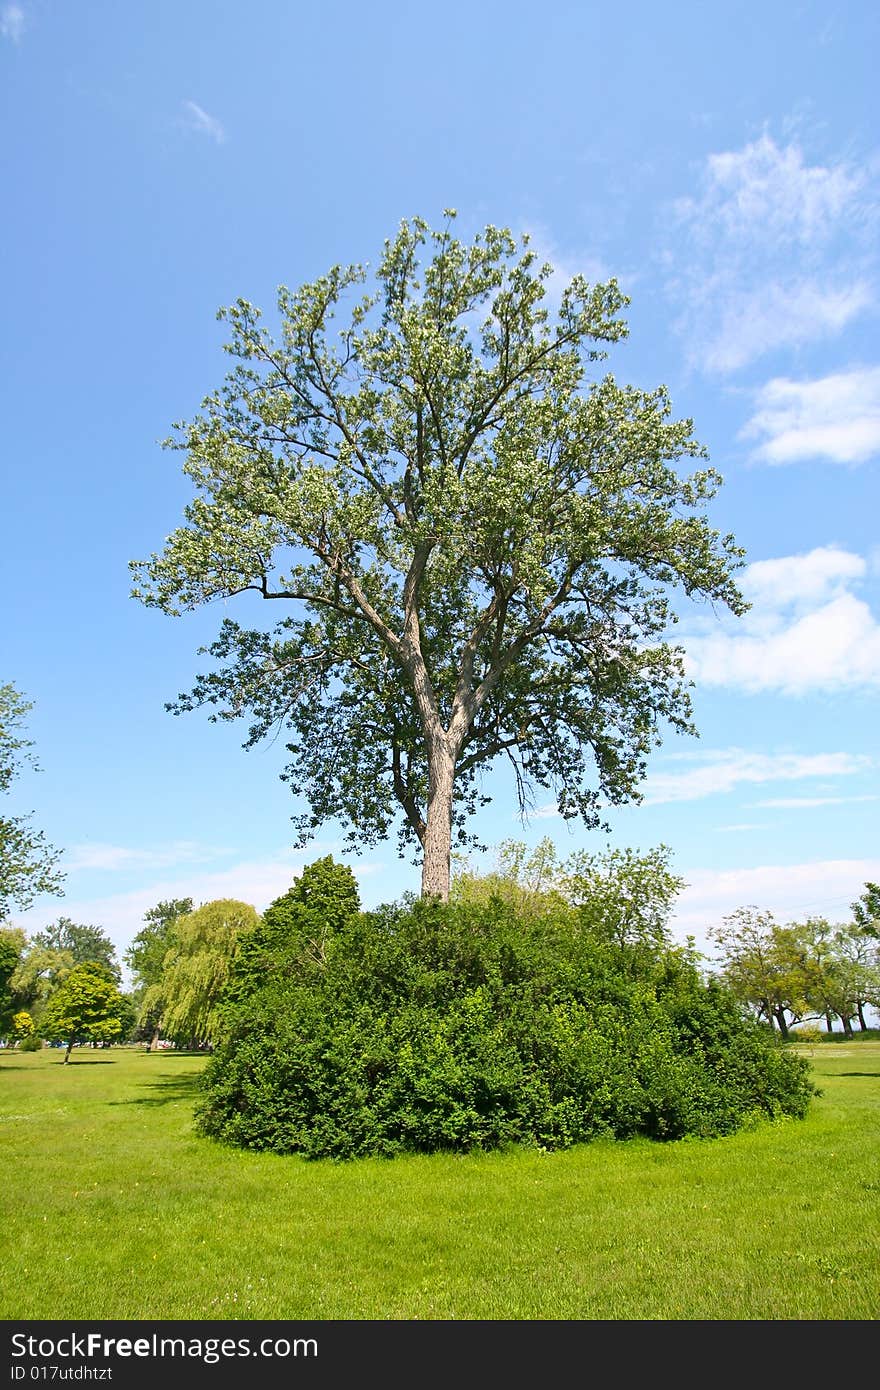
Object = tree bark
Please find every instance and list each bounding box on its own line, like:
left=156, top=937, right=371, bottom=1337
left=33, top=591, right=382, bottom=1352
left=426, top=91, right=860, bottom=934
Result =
left=63, top=1041, right=73, bottom=1064
left=420, top=741, right=455, bottom=901
left=773, top=1007, right=789, bottom=1040
left=857, top=1002, right=868, bottom=1031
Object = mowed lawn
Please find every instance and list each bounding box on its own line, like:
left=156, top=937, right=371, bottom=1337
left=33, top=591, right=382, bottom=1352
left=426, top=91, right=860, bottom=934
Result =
left=1, top=1042, right=877, bottom=1320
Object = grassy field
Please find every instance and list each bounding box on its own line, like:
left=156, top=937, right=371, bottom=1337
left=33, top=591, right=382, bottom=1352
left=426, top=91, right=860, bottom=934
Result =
left=1, top=1041, right=878, bottom=1321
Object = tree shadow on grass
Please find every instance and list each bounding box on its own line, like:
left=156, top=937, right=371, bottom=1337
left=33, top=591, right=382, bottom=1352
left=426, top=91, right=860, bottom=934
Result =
left=58, top=1058, right=117, bottom=1065
left=111, top=1074, right=203, bottom=1107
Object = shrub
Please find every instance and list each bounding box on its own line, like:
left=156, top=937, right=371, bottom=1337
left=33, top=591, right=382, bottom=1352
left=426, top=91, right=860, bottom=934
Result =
left=196, top=893, right=815, bottom=1160
left=17, top=1032, right=43, bottom=1051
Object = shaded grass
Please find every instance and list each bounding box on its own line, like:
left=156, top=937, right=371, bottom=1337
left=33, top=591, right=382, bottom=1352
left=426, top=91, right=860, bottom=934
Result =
left=1, top=1043, right=878, bottom=1320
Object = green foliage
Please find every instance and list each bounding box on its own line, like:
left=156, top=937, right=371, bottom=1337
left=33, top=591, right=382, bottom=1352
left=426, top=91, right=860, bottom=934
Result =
left=226, top=857, right=360, bottom=1004
left=0, top=682, right=64, bottom=916
left=39, top=962, right=127, bottom=1059
left=0, top=927, right=24, bottom=1035
left=125, top=897, right=194, bottom=1039
left=144, top=898, right=260, bottom=1047
left=11, top=940, right=75, bottom=1018
left=131, top=215, right=746, bottom=898
left=12, top=1009, right=34, bottom=1038
left=33, top=917, right=121, bottom=980
left=852, top=882, right=880, bottom=938
left=17, top=1030, right=43, bottom=1051
left=197, top=891, right=814, bottom=1160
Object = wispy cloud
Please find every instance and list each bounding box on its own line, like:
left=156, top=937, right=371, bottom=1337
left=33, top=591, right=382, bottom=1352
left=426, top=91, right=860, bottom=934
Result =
left=180, top=100, right=225, bottom=144
left=64, top=841, right=231, bottom=874
left=666, top=133, right=876, bottom=373
left=741, top=367, right=880, bottom=465
left=671, top=857, right=880, bottom=954
left=642, top=748, right=872, bottom=805
left=683, top=546, right=880, bottom=693
left=1, top=4, right=24, bottom=42
left=753, top=794, right=878, bottom=809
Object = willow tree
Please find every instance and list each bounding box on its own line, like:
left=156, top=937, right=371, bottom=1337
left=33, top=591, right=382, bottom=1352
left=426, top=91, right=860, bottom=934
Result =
left=143, top=899, right=259, bottom=1049
left=132, top=214, right=746, bottom=900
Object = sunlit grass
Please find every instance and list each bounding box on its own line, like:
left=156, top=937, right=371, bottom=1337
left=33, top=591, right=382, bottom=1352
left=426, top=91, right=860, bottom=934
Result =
left=1, top=1042, right=877, bottom=1320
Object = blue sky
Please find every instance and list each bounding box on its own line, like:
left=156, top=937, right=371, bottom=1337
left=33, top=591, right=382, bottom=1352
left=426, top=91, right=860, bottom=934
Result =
left=3, top=0, right=878, bottom=982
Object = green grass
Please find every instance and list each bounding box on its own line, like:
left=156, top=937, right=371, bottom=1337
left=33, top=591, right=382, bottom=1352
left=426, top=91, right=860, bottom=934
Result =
left=1, top=1042, right=878, bottom=1320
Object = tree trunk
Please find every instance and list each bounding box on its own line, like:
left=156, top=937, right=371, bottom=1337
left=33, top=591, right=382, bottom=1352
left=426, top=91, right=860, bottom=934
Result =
left=149, top=1026, right=161, bottom=1052
left=842, top=1015, right=853, bottom=1038
left=773, top=1007, right=790, bottom=1040
left=857, top=1002, right=868, bottom=1031
left=63, top=1041, right=73, bottom=1064
left=825, top=1011, right=834, bottom=1032
left=421, top=743, right=454, bottom=901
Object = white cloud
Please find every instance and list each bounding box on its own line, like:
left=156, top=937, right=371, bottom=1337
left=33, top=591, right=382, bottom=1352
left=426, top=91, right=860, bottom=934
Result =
left=739, top=546, right=865, bottom=608
left=742, top=367, right=880, bottom=465
left=753, top=794, right=878, bottom=809
left=642, top=749, right=871, bottom=805
left=667, top=134, right=876, bottom=373
left=670, top=857, right=880, bottom=957
left=1, top=4, right=24, bottom=41
left=181, top=100, right=225, bottom=144
left=683, top=547, right=880, bottom=693
left=64, top=841, right=229, bottom=873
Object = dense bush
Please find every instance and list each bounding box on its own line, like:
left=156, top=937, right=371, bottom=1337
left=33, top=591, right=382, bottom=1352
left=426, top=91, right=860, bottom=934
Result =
left=196, top=884, right=815, bottom=1159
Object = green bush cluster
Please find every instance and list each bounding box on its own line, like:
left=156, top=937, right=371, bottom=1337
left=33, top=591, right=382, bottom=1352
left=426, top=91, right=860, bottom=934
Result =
left=196, top=866, right=815, bottom=1160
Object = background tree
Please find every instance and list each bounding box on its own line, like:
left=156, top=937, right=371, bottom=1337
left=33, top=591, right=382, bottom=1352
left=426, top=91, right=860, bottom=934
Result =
left=142, top=899, right=259, bottom=1049
left=0, top=926, right=26, bottom=1039
left=132, top=214, right=746, bottom=901
left=32, top=917, right=121, bottom=981
left=707, top=908, right=814, bottom=1039
left=450, top=837, right=567, bottom=917
left=12, top=1009, right=34, bottom=1041
left=450, top=838, right=683, bottom=955
left=39, top=962, right=126, bottom=1063
left=11, top=939, right=75, bottom=1023
left=825, top=922, right=880, bottom=1032
left=125, top=897, right=193, bottom=1048
left=852, top=883, right=880, bottom=939
left=0, top=682, right=64, bottom=917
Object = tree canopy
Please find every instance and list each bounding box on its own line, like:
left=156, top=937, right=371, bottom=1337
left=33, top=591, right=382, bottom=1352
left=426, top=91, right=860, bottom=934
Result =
left=132, top=214, right=746, bottom=899
left=39, top=962, right=126, bottom=1064
left=0, top=682, right=64, bottom=917
left=32, top=917, right=120, bottom=980
left=142, top=898, right=260, bottom=1048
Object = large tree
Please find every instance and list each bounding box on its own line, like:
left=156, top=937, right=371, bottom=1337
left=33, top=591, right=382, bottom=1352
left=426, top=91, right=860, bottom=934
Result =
left=132, top=215, right=746, bottom=900
left=0, top=683, right=64, bottom=917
